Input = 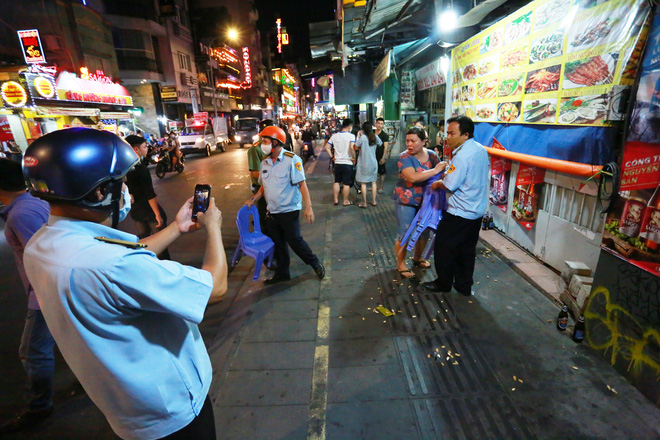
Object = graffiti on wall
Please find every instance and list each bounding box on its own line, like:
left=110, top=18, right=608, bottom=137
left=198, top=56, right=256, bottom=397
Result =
left=585, top=257, right=660, bottom=405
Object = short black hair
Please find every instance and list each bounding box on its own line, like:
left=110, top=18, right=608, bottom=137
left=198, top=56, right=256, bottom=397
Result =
left=342, top=118, right=353, bottom=128
left=406, top=126, right=427, bottom=141
left=125, top=135, right=147, bottom=147
left=0, top=158, right=27, bottom=192
left=446, top=115, right=474, bottom=138
left=376, top=117, right=385, bottom=123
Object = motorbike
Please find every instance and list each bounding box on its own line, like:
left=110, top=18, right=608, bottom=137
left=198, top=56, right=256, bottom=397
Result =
left=301, top=141, right=314, bottom=164
left=155, top=147, right=184, bottom=179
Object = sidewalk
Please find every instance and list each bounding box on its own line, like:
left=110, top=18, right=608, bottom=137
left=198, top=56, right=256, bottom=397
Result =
left=205, top=155, right=659, bottom=439
left=1, top=151, right=658, bottom=439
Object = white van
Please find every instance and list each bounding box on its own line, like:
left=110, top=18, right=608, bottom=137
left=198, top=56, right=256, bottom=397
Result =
left=179, top=116, right=230, bottom=156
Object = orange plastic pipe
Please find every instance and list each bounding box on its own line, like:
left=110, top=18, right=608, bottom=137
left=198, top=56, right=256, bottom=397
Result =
left=484, top=147, right=603, bottom=178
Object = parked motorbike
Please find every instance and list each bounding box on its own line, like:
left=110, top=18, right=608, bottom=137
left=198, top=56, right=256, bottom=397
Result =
left=301, top=141, right=314, bottom=164
left=155, top=147, right=184, bottom=179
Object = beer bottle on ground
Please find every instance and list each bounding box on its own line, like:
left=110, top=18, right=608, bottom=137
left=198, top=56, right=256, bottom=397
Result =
left=556, top=305, right=568, bottom=331
left=572, top=315, right=585, bottom=343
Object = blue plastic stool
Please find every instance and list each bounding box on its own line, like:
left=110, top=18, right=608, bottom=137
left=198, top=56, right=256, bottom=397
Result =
left=401, top=173, right=447, bottom=260
left=231, top=205, right=275, bottom=280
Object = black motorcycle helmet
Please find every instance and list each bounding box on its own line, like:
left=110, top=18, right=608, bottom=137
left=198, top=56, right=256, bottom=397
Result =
left=23, top=128, right=139, bottom=227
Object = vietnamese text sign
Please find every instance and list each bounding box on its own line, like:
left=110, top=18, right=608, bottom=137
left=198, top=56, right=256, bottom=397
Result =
left=415, top=58, right=446, bottom=91
left=450, top=0, right=651, bottom=126
left=17, top=29, right=46, bottom=64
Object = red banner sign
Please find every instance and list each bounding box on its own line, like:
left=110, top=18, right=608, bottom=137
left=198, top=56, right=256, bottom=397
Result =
left=619, top=141, right=660, bottom=191
left=17, top=29, right=46, bottom=64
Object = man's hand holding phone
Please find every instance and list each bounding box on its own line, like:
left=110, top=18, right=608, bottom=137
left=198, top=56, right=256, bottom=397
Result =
left=196, top=198, right=221, bottom=230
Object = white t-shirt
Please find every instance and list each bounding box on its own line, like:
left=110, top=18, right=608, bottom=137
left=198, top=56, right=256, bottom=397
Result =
left=328, top=131, right=356, bottom=165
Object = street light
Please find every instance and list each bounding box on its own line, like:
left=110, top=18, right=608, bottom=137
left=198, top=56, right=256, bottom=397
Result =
left=227, top=28, right=239, bottom=42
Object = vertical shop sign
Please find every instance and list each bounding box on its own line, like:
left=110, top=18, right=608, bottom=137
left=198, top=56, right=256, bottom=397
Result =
left=400, top=70, right=415, bottom=110
left=489, top=138, right=511, bottom=212
left=17, top=29, right=46, bottom=64
left=241, top=47, right=252, bottom=89
left=512, top=164, right=545, bottom=230
left=601, top=10, right=660, bottom=275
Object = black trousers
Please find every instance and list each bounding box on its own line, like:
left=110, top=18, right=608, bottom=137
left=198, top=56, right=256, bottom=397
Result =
left=266, top=210, right=319, bottom=277
left=159, top=395, right=215, bottom=440
left=433, top=212, right=482, bottom=294
left=133, top=204, right=170, bottom=260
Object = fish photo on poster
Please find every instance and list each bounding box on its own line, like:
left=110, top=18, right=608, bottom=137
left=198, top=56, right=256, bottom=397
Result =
left=523, top=98, right=557, bottom=123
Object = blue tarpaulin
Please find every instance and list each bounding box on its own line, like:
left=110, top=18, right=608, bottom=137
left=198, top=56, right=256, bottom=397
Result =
left=474, top=123, right=618, bottom=165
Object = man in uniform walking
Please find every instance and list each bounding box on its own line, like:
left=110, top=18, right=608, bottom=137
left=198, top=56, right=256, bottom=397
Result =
left=246, top=126, right=325, bottom=284
left=422, top=116, right=489, bottom=296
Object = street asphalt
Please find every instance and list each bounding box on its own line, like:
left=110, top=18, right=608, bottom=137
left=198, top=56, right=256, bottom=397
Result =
left=0, top=141, right=658, bottom=439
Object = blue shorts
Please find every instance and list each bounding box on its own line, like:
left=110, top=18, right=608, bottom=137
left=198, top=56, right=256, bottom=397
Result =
left=394, top=203, right=429, bottom=243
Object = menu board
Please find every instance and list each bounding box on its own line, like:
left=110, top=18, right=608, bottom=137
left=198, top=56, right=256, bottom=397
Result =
left=450, top=0, right=651, bottom=126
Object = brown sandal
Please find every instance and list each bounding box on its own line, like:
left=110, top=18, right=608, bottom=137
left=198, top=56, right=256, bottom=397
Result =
left=397, top=269, right=417, bottom=279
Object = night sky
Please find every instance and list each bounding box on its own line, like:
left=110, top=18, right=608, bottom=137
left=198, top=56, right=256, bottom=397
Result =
left=254, top=0, right=336, bottom=64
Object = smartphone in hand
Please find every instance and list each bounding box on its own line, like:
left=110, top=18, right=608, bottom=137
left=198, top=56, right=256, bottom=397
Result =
left=192, top=184, right=211, bottom=221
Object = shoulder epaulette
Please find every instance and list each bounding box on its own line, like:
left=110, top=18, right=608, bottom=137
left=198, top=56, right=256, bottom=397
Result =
left=283, top=151, right=295, bottom=158
left=94, top=236, right=147, bottom=249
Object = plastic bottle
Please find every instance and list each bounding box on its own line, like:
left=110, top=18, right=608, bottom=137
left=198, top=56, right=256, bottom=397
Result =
left=572, top=315, right=585, bottom=343
left=556, top=305, right=568, bottom=331
left=488, top=213, right=494, bottom=230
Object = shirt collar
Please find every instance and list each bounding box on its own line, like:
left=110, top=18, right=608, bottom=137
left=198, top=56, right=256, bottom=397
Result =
left=0, top=191, right=32, bottom=220
left=47, top=215, right=139, bottom=242
left=266, top=148, right=285, bottom=165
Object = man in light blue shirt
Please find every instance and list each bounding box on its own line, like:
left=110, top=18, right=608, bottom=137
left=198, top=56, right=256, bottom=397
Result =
left=423, top=116, right=489, bottom=296
left=247, top=126, right=325, bottom=284
left=21, top=128, right=227, bottom=440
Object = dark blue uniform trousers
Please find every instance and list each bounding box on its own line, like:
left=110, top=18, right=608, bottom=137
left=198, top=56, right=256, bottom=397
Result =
left=433, top=212, right=482, bottom=294
left=266, top=210, right=320, bottom=277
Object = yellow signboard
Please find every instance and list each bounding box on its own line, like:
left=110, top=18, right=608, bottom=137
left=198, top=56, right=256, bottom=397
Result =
left=450, top=0, right=651, bottom=127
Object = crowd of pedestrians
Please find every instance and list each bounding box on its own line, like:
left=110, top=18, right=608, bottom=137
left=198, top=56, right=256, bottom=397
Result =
left=0, top=113, right=488, bottom=439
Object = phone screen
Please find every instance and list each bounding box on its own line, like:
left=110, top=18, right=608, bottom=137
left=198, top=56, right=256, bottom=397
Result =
left=192, top=184, right=211, bottom=221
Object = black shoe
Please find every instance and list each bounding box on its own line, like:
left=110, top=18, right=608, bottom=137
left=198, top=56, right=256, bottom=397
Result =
left=0, top=407, right=53, bottom=435
left=264, top=273, right=290, bottom=285
left=421, top=280, right=449, bottom=292
left=456, top=289, right=474, bottom=296
left=313, top=263, right=325, bottom=280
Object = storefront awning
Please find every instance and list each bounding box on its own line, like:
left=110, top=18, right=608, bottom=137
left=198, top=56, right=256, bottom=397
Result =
left=32, top=106, right=100, bottom=117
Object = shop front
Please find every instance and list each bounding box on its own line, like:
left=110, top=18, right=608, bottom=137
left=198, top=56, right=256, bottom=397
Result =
left=447, top=0, right=657, bottom=404
left=0, top=65, right=134, bottom=150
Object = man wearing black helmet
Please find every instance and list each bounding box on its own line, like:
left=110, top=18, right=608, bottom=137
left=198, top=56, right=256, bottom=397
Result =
left=22, top=128, right=227, bottom=440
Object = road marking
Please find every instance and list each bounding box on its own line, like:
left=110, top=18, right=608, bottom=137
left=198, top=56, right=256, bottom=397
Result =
left=307, top=220, right=332, bottom=440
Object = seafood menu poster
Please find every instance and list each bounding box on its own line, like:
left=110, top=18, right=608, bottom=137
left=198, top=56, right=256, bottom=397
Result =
left=449, top=0, right=651, bottom=127
left=512, top=165, right=545, bottom=230
left=600, top=10, right=660, bottom=276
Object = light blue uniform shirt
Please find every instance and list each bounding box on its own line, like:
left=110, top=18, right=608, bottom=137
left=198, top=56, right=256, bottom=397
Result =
left=23, top=216, right=213, bottom=440
left=443, top=138, right=490, bottom=220
left=259, top=149, right=306, bottom=214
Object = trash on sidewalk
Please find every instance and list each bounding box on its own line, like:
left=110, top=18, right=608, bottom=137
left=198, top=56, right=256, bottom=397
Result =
left=607, top=385, right=618, bottom=394
left=375, top=306, right=394, bottom=317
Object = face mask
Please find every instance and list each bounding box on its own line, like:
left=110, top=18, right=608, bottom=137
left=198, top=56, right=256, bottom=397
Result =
left=116, top=186, right=131, bottom=223
left=261, top=141, right=272, bottom=155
